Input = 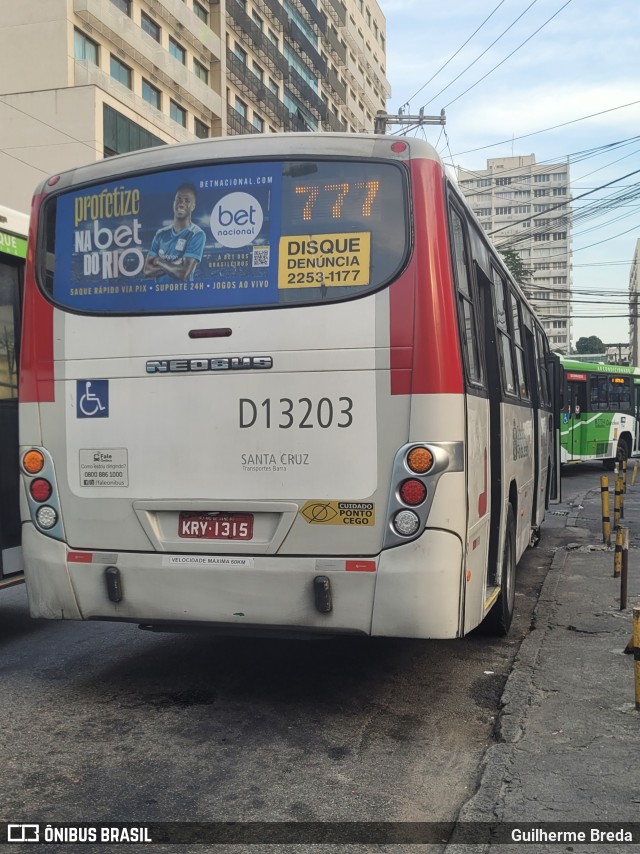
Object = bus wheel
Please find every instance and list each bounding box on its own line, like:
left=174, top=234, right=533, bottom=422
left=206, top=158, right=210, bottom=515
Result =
left=616, top=439, right=629, bottom=465
left=483, top=506, right=516, bottom=636
left=606, top=439, right=630, bottom=470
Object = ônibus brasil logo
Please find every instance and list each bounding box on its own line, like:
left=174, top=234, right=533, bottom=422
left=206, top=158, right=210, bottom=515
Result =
left=210, top=192, right=264, bottom=248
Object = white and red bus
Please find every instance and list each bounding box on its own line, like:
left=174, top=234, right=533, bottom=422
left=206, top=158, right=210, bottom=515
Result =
left=19, top=134, right=554, bottom=638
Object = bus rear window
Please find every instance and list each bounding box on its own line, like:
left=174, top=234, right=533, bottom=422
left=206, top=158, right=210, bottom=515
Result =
left=41, top=159, right=409, bottom=314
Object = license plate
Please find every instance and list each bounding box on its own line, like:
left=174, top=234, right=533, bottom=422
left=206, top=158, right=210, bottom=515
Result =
left=178, top=512, right=254, bottom=540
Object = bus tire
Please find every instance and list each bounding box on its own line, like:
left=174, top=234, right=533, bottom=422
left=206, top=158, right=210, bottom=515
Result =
left=616, top=438, right=629, bottom=465
left=605, top=438, right=630, bottom=470
left=484, top=505, right=516, bottom=636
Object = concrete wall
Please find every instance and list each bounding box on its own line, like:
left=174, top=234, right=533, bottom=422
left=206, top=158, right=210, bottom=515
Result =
left=0, top=0, right=71, bottom=95
left=0, top=87, right=100, bottom=212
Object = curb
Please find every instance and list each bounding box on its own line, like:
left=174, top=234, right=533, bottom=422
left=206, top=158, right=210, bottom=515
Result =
left=444, top=539, right=570, bottom=853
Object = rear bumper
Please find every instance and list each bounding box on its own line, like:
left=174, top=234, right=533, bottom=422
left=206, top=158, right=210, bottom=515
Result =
left=22, top=524, right=464, bottom=639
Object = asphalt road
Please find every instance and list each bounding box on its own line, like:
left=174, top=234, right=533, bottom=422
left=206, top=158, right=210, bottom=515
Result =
left=0, top=466, right=598, bottom=853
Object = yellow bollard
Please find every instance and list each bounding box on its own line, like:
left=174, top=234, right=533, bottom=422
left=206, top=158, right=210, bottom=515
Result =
left=632, top=461, right=638, bottom=488
left=619, top=473, right=625, bottom=521
left=601, top=475, right=611, bottom=546
left=620, top=528, right=629, bottom=610
left=634, top=607, right=640, bottom=711
left=622, top=459, right=628, bottom=494
left=614, top=525, right=624, bottom=578
left=614, top=476, right=622, bottom=529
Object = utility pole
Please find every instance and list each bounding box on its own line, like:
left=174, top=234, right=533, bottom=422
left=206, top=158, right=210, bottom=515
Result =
left=374, top=107, right=446, bottom=135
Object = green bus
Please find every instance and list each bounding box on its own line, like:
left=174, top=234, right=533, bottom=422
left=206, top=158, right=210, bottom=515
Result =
left=560, top=356, right=640, bottom=468
left=0, top=204, right=28, bottom=589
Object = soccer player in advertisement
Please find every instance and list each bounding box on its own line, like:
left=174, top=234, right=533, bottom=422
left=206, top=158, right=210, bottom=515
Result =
left=144, top=182, right=205, bottom=282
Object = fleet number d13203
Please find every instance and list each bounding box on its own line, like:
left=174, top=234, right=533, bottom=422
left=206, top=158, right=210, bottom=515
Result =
left=239, top=396, right=354, bottom=429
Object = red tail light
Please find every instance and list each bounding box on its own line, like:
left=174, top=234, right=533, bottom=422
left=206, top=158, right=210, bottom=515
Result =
left=30, top=478, right=52, bottom=502
left=399, top=479, right=427, bottom=506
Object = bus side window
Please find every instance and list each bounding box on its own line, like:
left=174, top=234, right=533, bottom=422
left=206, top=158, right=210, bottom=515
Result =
left=510, top=293, right=529, bottom=400
left=590, top=376, right=608, bottom=411
left=490, top=267, right=517, bottom=396
left=449, top=208, right=484, bottom=388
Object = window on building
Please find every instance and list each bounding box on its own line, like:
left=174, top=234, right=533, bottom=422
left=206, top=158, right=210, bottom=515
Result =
left=533, top=189, right=549, bottom=197
left=194, top=118, right=209, bottom=138
left=110, top=55, right=132, bottom=89
left=268, top=29, right=278, bottom=46
left=474, top=208, right=491, bottom=217
left=268, top=77, right=279, bottom=96
left=235, top=97, right=247, bottom=118
left=477, top=178, right=491, bottom=187
left=142, top=79, right=161, bottom=110
left=110, top=0, right=131, bottom=16
left=552, top=232, right=567, bottom=240
left=495, top=177, right=512, bottom=185
left=141, top=12, right=161, bottom=41
left=194, top=58, right=208, bottom=83
left=169, top=37, right=186, bottom=64
left=534, top=174, right=550, bottom=182
left=552, top=188, right=566, bottom=196
left=495, top=207, right=511, bottom=215
left=103, top=104, right=164, bottom=157
left=193, top=1, right=208, bottom=23
left=234, top=44, right=247, bottom=64
left=253, top=62, right=264, bottom=82
left=253, top=114, right=264, bottom=132
left=170, top=100, right=187, bottom=126
left=252, top=10, right=263, bottom=29
left=74, top=29, right=99, bottom=64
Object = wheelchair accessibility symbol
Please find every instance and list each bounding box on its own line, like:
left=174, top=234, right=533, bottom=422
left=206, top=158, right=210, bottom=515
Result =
left=77, top=380, right=109, bottom=418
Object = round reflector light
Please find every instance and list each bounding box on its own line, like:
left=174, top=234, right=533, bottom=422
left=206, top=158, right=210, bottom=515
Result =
left=30, top=478, right=52, bottom=502
left=23, top=449, right=45, bottom=474
left=391, top=141, right=407, bottom=153
left=407, top=447, right=434, bottom=474
left=393, top=510, right=420, bottom=537
left=36, top=505, right=58, bottom=530
left=399, top=478, right=427, bottom=506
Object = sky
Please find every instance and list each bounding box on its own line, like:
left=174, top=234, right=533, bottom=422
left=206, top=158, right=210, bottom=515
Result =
left=381, top=0, right=640, bottom=348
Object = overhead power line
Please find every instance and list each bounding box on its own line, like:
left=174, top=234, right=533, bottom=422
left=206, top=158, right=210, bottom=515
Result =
left=404, top=0, right=508, bottom=106
left=441, top=0, right=574, bottom=110
left=450, top=100, right=640, bottom=157
left=420, top=0, right=540, bottom=109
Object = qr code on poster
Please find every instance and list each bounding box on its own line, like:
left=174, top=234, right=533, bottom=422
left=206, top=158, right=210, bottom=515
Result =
left=252, top=245, right=270, bottom=267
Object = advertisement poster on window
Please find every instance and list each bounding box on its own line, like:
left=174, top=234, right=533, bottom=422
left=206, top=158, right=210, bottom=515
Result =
left=53, top=162, right=283, bottom=312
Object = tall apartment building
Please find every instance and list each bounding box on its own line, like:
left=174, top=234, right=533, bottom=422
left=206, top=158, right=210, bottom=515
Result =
left=457, top=155, right=572, bottom=354
left=0, top=0, right=390, bottom=213
left=629, top=239, right=640, bottom=365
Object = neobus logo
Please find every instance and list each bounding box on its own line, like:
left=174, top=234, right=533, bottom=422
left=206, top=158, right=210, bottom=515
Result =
left=146, top=356, right=273, bottom=373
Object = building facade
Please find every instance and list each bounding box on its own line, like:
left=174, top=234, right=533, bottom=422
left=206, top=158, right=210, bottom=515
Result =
left=457, top=155, right=572, bottom=354
left=629, top=239, right=640, bottom=365
left=0, top=0, right=390, bottom=213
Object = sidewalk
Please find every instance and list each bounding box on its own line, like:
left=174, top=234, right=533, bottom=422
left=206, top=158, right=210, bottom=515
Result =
left=448, top=470, right=640, bottom=852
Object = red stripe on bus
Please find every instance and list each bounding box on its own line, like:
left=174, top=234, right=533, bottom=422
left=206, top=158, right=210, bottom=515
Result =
left=20, top=192, right=54, bottom=403
left=389, top=159, right=463, bottom=395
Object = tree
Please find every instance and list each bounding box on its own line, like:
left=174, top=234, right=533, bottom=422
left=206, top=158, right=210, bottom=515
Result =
left=499, top=248, right=530, bottom=287
left=575, top=336, right=605, bottom=354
